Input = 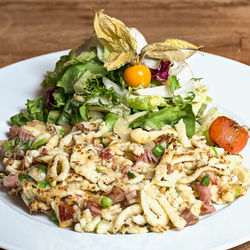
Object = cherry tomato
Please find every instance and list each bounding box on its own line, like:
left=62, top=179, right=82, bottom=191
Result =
left=209, top=116, right=249, bottom=153
left=124, top=65, right=151, bottom=88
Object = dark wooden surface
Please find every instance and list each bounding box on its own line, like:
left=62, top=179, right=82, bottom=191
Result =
left=0, top=0, right=249, bottom=249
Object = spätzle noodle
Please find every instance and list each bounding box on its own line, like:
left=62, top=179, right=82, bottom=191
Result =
left=1, top=119, right=249, bottom=234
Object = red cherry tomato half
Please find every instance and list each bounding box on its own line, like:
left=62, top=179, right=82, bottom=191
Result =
left=209, top=116, right=249, bottom=153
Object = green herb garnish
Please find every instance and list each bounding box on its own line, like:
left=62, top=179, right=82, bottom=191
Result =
left=5, top=141, right=12, bottom=150
left=34, top=164, right=47, bottom=172
left=32, top=138, right=47, bottom=149
left=18, top=174, right=33, bottom=183
left=210, top=146, right=218, bottom=156
left=51, top=211, right=58, bottom=222
left=201, top=174, right=210, bottom=186
left=152, top=144, right=165, bottom=157
left=37, top=181, right=51, bottom=188
left=101, top=196, right=113, bottom=208
left=127, top=171, right=136, bottom=179
left=23, top=139, right=32, bottom=151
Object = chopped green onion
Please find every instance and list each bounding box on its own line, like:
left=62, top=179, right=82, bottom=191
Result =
left=166, top=187, right=170, bottom=191
left=96, top=169, right=101, bottom=173
left=14, top=137, right=21, bottom=148
left=127, top=171, right=136, bottom=179
left=152, top=144, right=165, bottom=157
left=99, top=137, right=106, bottom=148
left=201, top=174, right=210, bottom=186
left=34, top=164, right=47, bottom=172
left=210, top=146, right=218, bottom=156
left=23, top=139, right=32, bottom=151
left=90, top=191, right=98, bottom=194
left=32, top=138, right=47, bottom=149
left=59, top=128, right=65, bottom=136
left=38, top=181, right=51, bottom=188
left=18, top=174, right=33, bottom=183
left=235, top=187, right=241, bottom=197
left=101, top=196, right=113, bottom=208
left=5, top=141, right=12, bottom=150
left=51, top=211, right=58, bottom=222
left=205, top=130, right=212, bottom=145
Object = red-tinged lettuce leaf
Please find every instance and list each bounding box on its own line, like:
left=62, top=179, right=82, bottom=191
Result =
left=149, top=60, right=171, bottom=82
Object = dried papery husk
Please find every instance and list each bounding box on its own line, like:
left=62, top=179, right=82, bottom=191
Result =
left=93, top=9, right=137, bottom=71
left=140, top=39, right=201, bottom=62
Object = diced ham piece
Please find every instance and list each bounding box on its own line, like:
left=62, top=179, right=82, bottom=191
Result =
left=9, top=125, right=21, bottom=137
left=85, top=200, right=101, bottom=217
left=3, top=174, right=18, bottom=188
left=133, top=149, right=159, bottom=163
left=125, top=190, right=137, bottom=200
left=207, top=171, right=221, bottom=186
left=9, top=125, right=34, bottom=143
left=121, top=165, right=133, bottom=181
left=58, top=203, right=75, bottom=222
left=99, top=149, right=113, bottom=160
left=180, top=208, right=198, bottom=226
left=196, top=182, right=212, bottom=204
left=200, top=202, right=216, bottom=216
left=197, top=181, right=216, bottom=216
left=108, top=186, right=125, bottom=204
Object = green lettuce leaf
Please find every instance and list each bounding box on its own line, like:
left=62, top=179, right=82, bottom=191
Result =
left=10, top=96, right=48, bottom=126
left=126, top=94, right=166, bottom=111
left=130, top=103, right=195, bottom=137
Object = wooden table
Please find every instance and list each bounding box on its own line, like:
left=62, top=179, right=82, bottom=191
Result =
left=0, top=0, right=249, bottom=249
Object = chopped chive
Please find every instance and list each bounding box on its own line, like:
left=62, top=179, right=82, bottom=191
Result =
left=32, top=138, right=47, bottom=149
left=101, top=196, right=113, bottom=208
left=166, top=187, right=170, bottom=191
left=5, top=141, right=12, bottom=150
left=34, top=164, right=47, bottom=172
left=59, top=128, right=65, bottom=136
left=14, top=137, right=20, bottom=148
left=210, top=146, right=218, bottom=156
left=96, top=169, right=101, bottom=173
left=201, top=174, right=209, bottom=186
left=51, top=211, right=58, bottom=222
left=152, top=144, right=165, bottom=157
left=23, top=139, right=32, bottom=151
left=37, top=181, right=51, bottom=188
left=127, top=171, right=136, bottom=179
left=18, top=174, right=33, bottom=183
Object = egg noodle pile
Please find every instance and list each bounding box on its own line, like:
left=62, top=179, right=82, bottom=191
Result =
left=1, top=119, right=249, bottom=234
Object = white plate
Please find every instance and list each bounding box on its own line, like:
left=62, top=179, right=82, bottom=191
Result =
left=0, top=51, right=249, bottom=250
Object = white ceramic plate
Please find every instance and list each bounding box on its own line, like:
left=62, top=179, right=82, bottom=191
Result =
left=0, top=51, right=249, bottom=250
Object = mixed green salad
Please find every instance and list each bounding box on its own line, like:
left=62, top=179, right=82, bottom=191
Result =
left=10, top=10, right=211, bottom=138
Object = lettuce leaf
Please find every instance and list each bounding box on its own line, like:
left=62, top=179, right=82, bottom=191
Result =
left=126, top=92, right=166, bottom=111
left=130, top=103, right=195, bottom=137
left=10, top=96, right=48, bottom=126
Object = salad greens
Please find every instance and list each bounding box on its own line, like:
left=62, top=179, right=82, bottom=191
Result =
left=9, top=10, right=208, bottom=138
